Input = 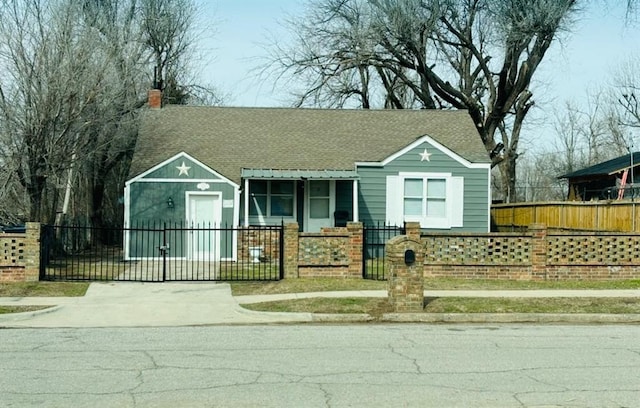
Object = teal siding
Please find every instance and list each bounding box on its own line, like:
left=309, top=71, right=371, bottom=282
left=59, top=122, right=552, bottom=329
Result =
left=357, top=141, right=489, bottom=232
left=129, top=181, right=235, bottom=225
left=128, top=181, right=236, bottom=258
left=127, top=153, right=238, bottom=259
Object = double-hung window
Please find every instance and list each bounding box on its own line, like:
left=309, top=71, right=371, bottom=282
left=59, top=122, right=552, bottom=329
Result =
left=249, top=180, right=294, bottom=219
left=387, top=173, right=463, bottom=229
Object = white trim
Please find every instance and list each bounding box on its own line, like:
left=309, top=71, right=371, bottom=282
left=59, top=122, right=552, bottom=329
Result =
left=450, top=176, right=464, bottom=227
left=125, top=151, right=239, bottom=188
left=186, top=191, right=223, bottom=261
left=243, top=179, right=250, bottom=227
left=386, top=175, right=402, bottom=226
left=304, top=180, right=335, bottom=232
left=232, top=184, right=240, bottom=260
left=124, top=184, right=131, bottom=260
left=399, top=171, right=452, bottom=178
left=355, top=134, right=491, bottom=170
left=393, top=172, right=465, bottom=229
left=131, top=178, right=235, bottom=184
left=352, top=179, right=359, bottom=222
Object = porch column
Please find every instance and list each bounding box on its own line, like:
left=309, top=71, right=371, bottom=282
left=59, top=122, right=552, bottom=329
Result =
left=352, top=179, right=359, bottom=222
left=244, top=178, right=249, bottom=227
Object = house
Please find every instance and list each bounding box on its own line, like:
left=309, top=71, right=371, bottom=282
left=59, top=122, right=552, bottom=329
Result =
left=559, top=152, right=640, bottom=201
left=123, top=91, right=491, bottom=259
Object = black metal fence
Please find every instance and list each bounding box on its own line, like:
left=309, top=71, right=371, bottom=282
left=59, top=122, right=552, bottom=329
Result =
left=40, top=222, right=284, bottom=282
left=362, top=222, right=405, bottom=280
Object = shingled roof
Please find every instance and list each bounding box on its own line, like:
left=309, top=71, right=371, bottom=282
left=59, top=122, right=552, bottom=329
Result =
left=559, top=152, right=640, bottom=179
left=130, top=106, right=489, bottom=184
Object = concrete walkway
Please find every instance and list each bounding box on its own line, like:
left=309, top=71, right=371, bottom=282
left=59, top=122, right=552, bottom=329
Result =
left=1, top=283, right=640, bottom=327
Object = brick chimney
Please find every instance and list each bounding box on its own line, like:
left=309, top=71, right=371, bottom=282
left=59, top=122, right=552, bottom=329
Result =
left=148, top=88, right=162, bottom=109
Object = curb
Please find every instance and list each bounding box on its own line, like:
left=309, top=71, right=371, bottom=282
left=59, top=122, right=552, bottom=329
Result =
left=306, top=312, right=640, bottom=324
left=311, top=313, right=374, bottom=323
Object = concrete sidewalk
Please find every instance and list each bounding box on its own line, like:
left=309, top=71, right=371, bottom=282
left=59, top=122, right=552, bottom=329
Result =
left=0, top=282, right=313, bottom=328
left=2, top=283, right=640, bottom=327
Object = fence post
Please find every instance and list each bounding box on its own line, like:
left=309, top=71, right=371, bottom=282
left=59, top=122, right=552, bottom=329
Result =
left=24, top=222, right=41, bottom=282
left=283, top=222, right=299, bottom=279
left=404, top=222, right=421, bottom=241
left=347, top=222, right=363, bottom=278
left=386, top=234, right=424, bottom=313
left=529, top=223, right=547, bottom=280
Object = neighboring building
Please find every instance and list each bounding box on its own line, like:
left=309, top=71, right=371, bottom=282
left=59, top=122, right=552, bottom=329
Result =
left=559, top=152, right=640, bottom=201
left=124, top=91, right=491, bottom=259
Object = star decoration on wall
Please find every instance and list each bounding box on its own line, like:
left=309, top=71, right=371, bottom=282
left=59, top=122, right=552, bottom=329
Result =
left=176, top=161, right=191, bottom=176
left=419, top=148, right=432, bottom=162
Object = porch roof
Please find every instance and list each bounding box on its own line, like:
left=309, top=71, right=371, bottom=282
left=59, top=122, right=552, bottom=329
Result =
left=241, top=169, right=359, bottom=180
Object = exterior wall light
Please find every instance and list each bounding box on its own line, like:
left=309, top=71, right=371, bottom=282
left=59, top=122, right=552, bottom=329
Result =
left=167, top=197, right=174, bottom=209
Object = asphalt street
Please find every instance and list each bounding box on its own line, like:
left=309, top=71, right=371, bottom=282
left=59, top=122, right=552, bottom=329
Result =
left=1, top=324, right=639, bottom=407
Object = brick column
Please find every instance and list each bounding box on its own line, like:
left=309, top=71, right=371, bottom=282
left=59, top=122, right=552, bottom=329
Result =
left=386, top=235, right=425, bottom=312
left=404, top=221, right=421, bottom=241
left=24, top=222, right=41, bottom=282
left=529, top=223, right=547, bottom=280
left=347, top=222, right=363, bottom=277
left=283, top=223, right=299, bottom=279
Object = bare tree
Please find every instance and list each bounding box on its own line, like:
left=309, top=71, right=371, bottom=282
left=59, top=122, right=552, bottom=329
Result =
left=76, top=0, right=210, bottom=228
left=0, top=0, right=214, bottom=226
left=140, top=0, right=200, bottom=105
left=0, top=0, right=106, bottom=223
left=266, top=0, right=579, bottom=202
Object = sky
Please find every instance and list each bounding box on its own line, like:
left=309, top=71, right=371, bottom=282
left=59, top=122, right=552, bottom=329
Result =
left=197, top=1, right=640, bottom=151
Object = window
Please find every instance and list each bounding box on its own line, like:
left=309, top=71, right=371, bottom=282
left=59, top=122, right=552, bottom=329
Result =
left=249, top=180, right=294, bottom=217
left=387, top=173, right=464, bottom=229
left=403, top=178, right=447, bottom=218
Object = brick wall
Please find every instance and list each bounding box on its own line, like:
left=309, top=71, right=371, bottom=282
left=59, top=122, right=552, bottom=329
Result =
left=284, top=222, right=363, bottom=278
left=0, top=223, right=40, bottom=282
left=419, top=223, right=640, bottom=281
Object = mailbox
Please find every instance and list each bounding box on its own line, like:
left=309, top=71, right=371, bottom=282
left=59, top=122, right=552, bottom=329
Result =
left=404, top=249, right=416, bottom=265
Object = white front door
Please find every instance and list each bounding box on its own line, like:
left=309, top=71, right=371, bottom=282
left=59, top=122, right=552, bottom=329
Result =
left=305, top=180, right=335, bottom=232
left=187, top=193, right=221, bottom=260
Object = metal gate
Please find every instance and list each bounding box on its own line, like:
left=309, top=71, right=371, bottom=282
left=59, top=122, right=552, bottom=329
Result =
left=40, top=222, right=284, bottom=282
left=362, top=222, right=405, bottom=280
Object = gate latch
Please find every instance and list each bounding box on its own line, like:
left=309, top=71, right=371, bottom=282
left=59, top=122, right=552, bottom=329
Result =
left=158, top=244, right=170, bottom=255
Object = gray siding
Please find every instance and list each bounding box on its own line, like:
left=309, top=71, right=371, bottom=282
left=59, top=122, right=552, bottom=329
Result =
left=357, top=141, right=489, bottom=232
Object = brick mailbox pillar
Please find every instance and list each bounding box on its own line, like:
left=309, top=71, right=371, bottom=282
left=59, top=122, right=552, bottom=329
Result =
left=386, top=234, right=424, bottom=313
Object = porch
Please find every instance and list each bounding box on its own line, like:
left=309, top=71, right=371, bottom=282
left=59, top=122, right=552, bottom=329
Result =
left=241, top=169, right=359, bottom=232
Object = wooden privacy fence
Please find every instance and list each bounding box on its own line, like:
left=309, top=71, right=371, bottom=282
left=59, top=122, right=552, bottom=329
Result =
left=492, top=201, right=640, bottom=232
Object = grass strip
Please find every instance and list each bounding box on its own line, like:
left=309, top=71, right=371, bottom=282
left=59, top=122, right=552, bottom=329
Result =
left=0, top=282, right=89, bottom=297
left=241, top=297, right=640, bottom=315
left=0, top=306, right=53, bottom=314
left=230, top=277, right=640, bottom=296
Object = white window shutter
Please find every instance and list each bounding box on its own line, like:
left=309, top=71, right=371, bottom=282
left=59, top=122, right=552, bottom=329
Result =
left=450, top=176, right=464, bottom=227
left=385, top=175, right=402, bottom=226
